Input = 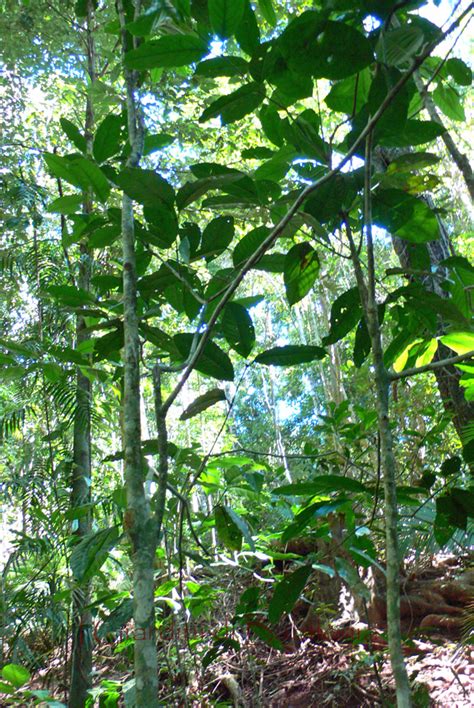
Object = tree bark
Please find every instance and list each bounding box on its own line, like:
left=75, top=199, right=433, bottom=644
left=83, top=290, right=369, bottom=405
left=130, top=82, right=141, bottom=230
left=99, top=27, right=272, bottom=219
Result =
left=69, top=2, right=95, bottom=704
left=117, top=1, right=159, bottom=705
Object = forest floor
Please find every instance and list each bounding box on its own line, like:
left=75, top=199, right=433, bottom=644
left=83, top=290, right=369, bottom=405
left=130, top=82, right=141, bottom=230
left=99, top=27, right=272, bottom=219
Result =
left=21, top=554, right=474, bottom=706
left=32, top=630, right=473, bottom=706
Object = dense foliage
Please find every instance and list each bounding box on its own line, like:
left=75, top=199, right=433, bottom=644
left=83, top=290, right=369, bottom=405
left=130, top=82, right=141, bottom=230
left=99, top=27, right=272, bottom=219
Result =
left=0, top=0, right=472, bottom=706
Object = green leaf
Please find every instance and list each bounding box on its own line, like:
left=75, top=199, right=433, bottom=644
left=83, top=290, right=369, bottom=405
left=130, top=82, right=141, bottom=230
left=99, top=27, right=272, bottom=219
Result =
left=284, top=243, right=320, bottom=306
left=180, top=388, right=227, bottom=420
left=215, top=504, right=243, bottom=550
left=440, top=331, right=474, bottom=355
left=257, top=0, right=276, bottom=26
left=47, top=285, right=95, bottom=307
left=98, top=599, right=134, bottom=638
left=70, top=526, right=120, bottom=584
left=93, top=114, right=124, bottom=163
left=44, top=154, right=111, bottom=203
left=235, top=1, right=260, bottom=56
left=376, top=25, right=424, bottom=67
left=1, top=664, right=30, bottom=689
left=173, top=333, right=234, bottom=381
left=280, top=13, right=373, bottom=80
left=143, top=133, right=175, bottom=154
left=372, top=189, right=440, bottom=243
left=255, top=345, right=326, bottom=367
left=221, top=302, right=255, bottom=358
left=195, top=56, right=249, bottom=77
left=113, top=167, right=174, bottom=207
left=322, top=287, right=362, bottom=346
left=273, top=476, right=367, bottom=496
left=200, top=82, right=266, bottom=124
left=199, top=215, right=234, bottom=260
left=259, top=104, right=287, bottom=146
left=325, top=69, right=371, bottom=114
left=60, top=117, right=87, bottom=153
left=268, top=565, right=312, bottom=624
left=225, top=507, right=255, bottom=550
left=440, top=455, right=462, bottom=477
left=445, top=57, right=472, bottom=86
left=381, top=119, right=446, bottom=147
left=433, top=83, right=465, bottom=121
left=124, top=34, right=208, bottom=70
left=208, top=0, right=245, bottom=38
left=46, top=195, right=83, bottom=214
left=233, top=226, right=270, bottom=267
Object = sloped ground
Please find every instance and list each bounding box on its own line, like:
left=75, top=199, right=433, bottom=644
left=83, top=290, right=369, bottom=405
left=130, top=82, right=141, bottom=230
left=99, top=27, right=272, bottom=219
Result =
left=204, top=637, right=473, bottom=707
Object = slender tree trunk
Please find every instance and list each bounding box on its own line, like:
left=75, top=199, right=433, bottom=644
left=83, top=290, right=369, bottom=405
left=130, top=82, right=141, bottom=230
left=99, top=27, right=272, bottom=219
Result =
left=346, top=131, right=412, bottom=706
left=69, top=3, right=95, bottom=704
left=118, top=2, right=159, bottom=704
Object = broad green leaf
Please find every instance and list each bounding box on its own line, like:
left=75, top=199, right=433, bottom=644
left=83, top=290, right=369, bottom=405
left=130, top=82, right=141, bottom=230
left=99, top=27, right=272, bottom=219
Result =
left=376, top=25, right=424, bottom=66
left=70, top=526, right=120, bottom=584
left=386, top=152, right=440, bottom=173
left=285, top=109, right=328, bottom=163
left=323, top=287, right=362, bottom=346
left=44, top=154, right=110, bottom=203
left=233, top=226, right=271, bottom=267
left=209, top=0, right=245, bottom=38
left=93, top=114, right=124, bottom=163
left=215, top=504, right=243, bottom=550
left=433, top=83, right=465, bottom=121
left=221, top=302, right=255, bottom=358
left=225, top=506, right=255, bottom=550
left=0, top=681, right=15, bottom=694
left=325, top=69, right=371, bottom=114
left=60, top=117, right=87, bottom=153
left=440, top=332, right=474, bottom=355
left=143, top=133, right=175, bottom=154
left=255, top=345, right=326, bottom=367
left=124, top=35, right=209, bottom=69
left=195, top=56, right=249, bottom=77
left=259, top=104, right=287, bottom=146
left=141, top=205, right=178, bottom=249
left=98, top=599, right=134, bottom=638
left=381, top=119, right=446, bottom=147
left=274, top=477, right=367, bottom=495
left=440, top=455, right=462, bottom=477
left=200, top=82, right=266, bottom=124
left=46, top=195, right=83, bottom=214
left=180, top=388, right=227, bottom=420
left=268, top=565, right=312, bottom=623
left=47, top=285, right=95, bottom=307
left=372, top=189, right=440, bottom=243
left=114, top=167, right=174, bottom=207
left=284, top=243, right=320, bottom=306
left=173, top=333, right=234, bottom=380
left=445, top=57, right=472, bottom=86
left=1, top=664, right=30, bottom=689
left=235, top=1, right=260, bottom=56
left=125, top=9, right=160, bottom=36
left=257, top=0, right=276, bottom=26
left=199, top=215, right=234, bottom=260
left=280, top=13, right=373, bottom=80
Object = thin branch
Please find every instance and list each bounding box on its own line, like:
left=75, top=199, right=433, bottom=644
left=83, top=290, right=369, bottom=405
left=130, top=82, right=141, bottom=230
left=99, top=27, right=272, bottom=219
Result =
left=390, top=350, right=474, bottom=381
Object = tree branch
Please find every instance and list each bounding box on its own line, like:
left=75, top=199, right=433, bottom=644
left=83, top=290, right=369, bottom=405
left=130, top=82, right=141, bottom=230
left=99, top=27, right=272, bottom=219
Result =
left=390, top=350, right=474, bottom=381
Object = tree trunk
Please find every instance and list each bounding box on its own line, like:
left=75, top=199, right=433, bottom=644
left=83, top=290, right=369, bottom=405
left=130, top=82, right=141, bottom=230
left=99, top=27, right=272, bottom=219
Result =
left=69, top=3, right=95, bottom=704
left=118, top=1, right=159, bottom=704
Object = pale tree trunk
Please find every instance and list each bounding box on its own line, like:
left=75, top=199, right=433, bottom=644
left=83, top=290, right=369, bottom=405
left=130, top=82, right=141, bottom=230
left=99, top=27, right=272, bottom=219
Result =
left=346, top=131, right=412, bottom=707
left=69, top=2, right=95, bottom=704
left=118, top=1, right=159, bottom=704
